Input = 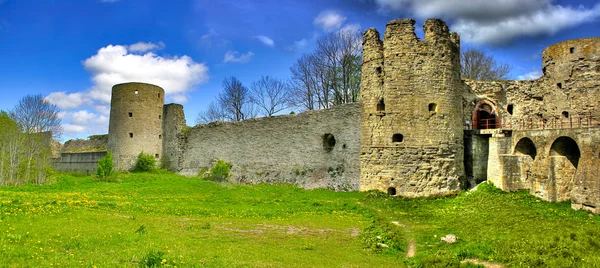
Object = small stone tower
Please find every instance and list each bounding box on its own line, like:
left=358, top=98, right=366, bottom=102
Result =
left=108, top=82, right=165, bottom=170
left=360, top=19, right=465, bottom=196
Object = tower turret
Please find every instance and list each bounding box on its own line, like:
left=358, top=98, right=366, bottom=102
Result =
left=360, top=18, right=465, bottom=196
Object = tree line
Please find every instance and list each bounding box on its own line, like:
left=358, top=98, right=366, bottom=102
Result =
left=0, top=95, right=62, bottom=185
left=196, top=29, right=510, bottom=124
left=195, top=28, right=363, bottom=124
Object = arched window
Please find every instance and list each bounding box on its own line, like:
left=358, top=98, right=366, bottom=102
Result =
left=472, top=100, right=498, bottom=129
left=507, top=104, right=514, bottom=115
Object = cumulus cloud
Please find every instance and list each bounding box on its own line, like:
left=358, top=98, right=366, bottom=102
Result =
left=223, top=50, right=254, bottom=63
left=313, top=10, right=346, bottom=31
left=373, top=0, right=600, bottom=45
left=517, top=70, right=543, bottom=80
left=128, top=41, right=165, bottom=52
left=46, top=43, right=209, bottom=139
left=46, top=91, right=91, bottom=110
left=82, top=44, right=209, bottom=103
left=255, top=35, right=275, bottom=47
left=60, top=110, right=109, bottom=137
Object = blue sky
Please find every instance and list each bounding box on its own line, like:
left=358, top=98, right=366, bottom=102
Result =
left=1, top=0, right=599, bottom=141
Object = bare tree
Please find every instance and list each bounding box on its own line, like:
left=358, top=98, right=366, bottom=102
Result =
left=289, top=29, right=362, bottom=111
left=11, top=94, right=62, bottom=138
left=290, top=54, right=318, bottom=111
left=250, top=75, right=292, bottom=117
left=218, top=76, right=255, bottom=121
left=195, top=101, right=226, bottom=124
left=461, top=48, right=511, bottom=80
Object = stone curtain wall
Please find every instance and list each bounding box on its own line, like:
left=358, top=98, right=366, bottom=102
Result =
left=179, top=103, right=361, bottom=191
left=54, top=152, right=107, bottom=174
left=360, top=19, right=465, bottom=196
left=108, top=83, right=165, bottom=170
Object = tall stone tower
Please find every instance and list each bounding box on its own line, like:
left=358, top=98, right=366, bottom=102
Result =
left=108, top=82, right=165, bottom=170
left=360, top=19, right=465, bottom=196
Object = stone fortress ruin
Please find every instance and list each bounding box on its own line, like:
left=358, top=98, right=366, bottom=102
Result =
left=54, top=18, right=600, bottom=213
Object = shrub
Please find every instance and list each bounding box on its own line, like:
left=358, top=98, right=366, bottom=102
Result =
left=96, top=151, right=114, bottom=181
left=200, top=159, right=232, bottom=182
left=135, top=152, right=157, bottom=172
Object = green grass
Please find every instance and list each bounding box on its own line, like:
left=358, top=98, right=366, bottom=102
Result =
left=1, top=174, right=600, bottom=267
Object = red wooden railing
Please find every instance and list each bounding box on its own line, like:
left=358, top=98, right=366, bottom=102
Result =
left=467, top=115, right=599, bottom=130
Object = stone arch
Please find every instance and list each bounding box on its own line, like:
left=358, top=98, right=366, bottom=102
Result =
left=514, top=137, right=537, bottom=160
left=550, top=136, right=580, bottom=168
left=549, top=136, right=580, bottom=202
left=472, top=100, right=498, bottom=129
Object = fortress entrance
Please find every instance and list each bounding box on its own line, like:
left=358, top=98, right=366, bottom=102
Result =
left=473, top=101, right=498, bottom=129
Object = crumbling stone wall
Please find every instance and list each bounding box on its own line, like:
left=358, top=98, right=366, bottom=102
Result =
left=107, top=82, right=164, bottom=170
left=463, top=37, right=600, bottom=213
left=179, top=104, right=361, bottom=191
left=360, top=19, right=465, bottom=196
left=61, top=134, right=108, bottom=153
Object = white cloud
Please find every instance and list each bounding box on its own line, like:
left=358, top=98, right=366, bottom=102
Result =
left=128, top=41, right=165, bottom=52
left=338, top=23, right=362, bottom=35
left=60, top=110, right=110, bottom=137
left=255, top=35, right=274, bottom=47
left=286, top=38, right=309, bottom=51
left=373, top=0, right=600, bottom=45
left=46, top=43, right=209, bottom=140
left=45, top=91, right=91, bottom=110
left=313, top=10, right=346, bottom=31
left=223, top=50, right=254, bottom=63
left=171, top=94, right=188, bottom=103
left=517, top=70, right=543, bottom=80
left=82, top=44, right=209, bottom=103
left=62, top=124, right=87, bottom=135
left=99, top=0, right=120, bottom=3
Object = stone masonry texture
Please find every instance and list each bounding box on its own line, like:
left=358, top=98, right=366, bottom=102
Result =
left=360, top=19, right=464, bottom=197
left=55, top=19, right=600, bottom=213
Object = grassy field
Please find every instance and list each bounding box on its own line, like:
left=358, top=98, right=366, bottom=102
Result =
left=1, top=172, right=600, bottom=267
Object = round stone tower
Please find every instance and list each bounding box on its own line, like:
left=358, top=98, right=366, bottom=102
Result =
left=108, top=82, right=164, bottom=170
